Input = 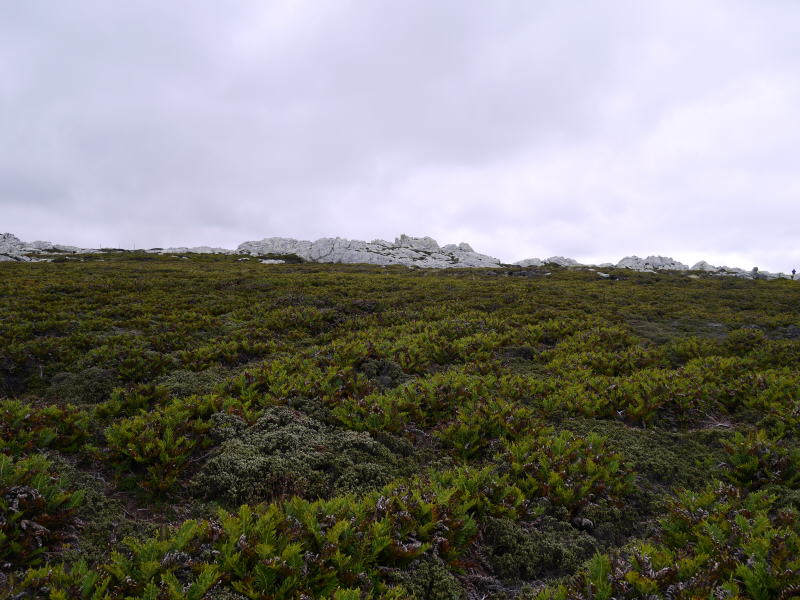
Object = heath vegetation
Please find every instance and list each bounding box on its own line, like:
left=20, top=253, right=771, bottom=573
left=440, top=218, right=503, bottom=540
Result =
left=1, top=253, right=799, bottom=598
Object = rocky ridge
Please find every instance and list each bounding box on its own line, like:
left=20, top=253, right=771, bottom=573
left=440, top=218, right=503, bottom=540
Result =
left=0, top=233, right=94, bottom=262
left=236, top=234, right=499, bottom=268
left=1, top=232, right=796, bottom=279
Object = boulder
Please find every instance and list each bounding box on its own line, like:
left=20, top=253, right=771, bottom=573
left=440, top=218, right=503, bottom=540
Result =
left=617, top=255, right=689, bottom=271
left=0, top=233, right=25, bottom=255
left=691, top=260, right=719, bottom=271
left=545, top=256, right=580, bottom=267
left=514, top=258, right=543, bottom=267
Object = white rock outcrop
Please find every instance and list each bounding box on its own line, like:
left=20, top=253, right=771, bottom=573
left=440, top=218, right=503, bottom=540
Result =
left=513, top=258, right=544, bottom=267
left=237, top=235, right=502, bottom=268
left=1, top=232, right=93, bottom=261
left=0, top=233, right=26, bottom=257
left=616, top=255, right=689, bottom=271
left=691, top=261, right=720, bottom=272
left=545, top=256, right=580, bottom=267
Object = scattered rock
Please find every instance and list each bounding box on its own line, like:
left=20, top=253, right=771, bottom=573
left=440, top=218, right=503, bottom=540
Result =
left=2, top=232, right=796, bottom=280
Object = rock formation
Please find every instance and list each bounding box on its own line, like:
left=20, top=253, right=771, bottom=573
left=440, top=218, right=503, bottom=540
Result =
left=1, top=232, right=92, bottom=261
left=616, top=255, right=690, bottom=271
left=513, top=258, right=543, bottom=267
left=237, top=235, right=502, bottom=268
left=691, top=260, right=720, bottom=272
left=545, top=256, right=580, bottom=267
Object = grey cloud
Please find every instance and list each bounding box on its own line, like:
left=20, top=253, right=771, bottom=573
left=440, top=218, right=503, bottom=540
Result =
left=1, top=1, right=799, bottom=271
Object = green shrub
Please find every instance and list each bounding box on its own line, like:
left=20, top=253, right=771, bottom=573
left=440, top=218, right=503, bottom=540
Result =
left=498, top=431, right=635, bottom=516
left=0, top=399, right=90, bottom=454
left=95, top=383, right=172, bottom=419
left=103, top=520, right=220, bottom=600
left=100, top=397, right=214, bottom=493
left=8, top=560, right=110, bottom=600
left=721, top=429, right=800, bottom=490
left=532, top=483, right=800, bottom=600
left=434, top=399, right=538, bottom=461
left=0, top=453, right=85, bottom=568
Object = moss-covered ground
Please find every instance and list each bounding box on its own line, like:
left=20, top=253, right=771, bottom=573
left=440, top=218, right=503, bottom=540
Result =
left=1, top=253, right=799, bottom=598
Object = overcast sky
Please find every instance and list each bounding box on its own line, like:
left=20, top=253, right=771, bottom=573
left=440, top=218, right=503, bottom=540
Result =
left=2, top=1, right=799, bottom=270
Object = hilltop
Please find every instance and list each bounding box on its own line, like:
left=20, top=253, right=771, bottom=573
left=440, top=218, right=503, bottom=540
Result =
left=1, top=232, right=796, bottom=279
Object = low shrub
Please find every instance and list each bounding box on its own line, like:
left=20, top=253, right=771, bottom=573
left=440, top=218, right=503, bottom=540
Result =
left=192, top=407, right=402, bottom=505
left=721, top=428, right=800, bottom=490
left=531, top=483, right=800, bottom=600
left=0, top=453, right=85, bottom=568
left=497, top=431, right=635, bottom=516
left=0, top=399, right=90, bottom=455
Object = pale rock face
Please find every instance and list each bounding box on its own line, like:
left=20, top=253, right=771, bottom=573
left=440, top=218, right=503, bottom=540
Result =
left=27, top=240, right=83, bottom=253
left=691, top=261, right=719, bottom=271
left=0, top=233, right=26, bottom=255
left=1, top=232, right=96, bottom=260
left=617, top=255, right=689, bottom=271
left=514, top=258, right=543, bottom=267
left=545, top=256, right=579, bottom=267
left=395, top=234, right=440, bottom=252
left=237, top=234, right=501, bottom=269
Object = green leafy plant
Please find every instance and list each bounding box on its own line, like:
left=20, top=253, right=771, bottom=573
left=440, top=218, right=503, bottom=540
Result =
left=0, top=453, right=85, bottom=568
left=721, top=428, right=800, bottom=490
left=498, top=431, right=634, bottom=516
left=0, top=399, right=90, bottom=454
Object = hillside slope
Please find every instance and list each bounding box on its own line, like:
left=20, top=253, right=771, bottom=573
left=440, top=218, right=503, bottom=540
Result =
left=1, top=254, right=799, bottom=598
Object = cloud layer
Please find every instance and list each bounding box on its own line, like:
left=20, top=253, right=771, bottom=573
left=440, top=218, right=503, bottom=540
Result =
left=2, top=1, right=799, bottom=270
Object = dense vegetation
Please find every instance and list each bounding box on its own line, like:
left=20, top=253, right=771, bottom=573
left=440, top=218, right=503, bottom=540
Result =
left=1, top=252, right=799, bottom=599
